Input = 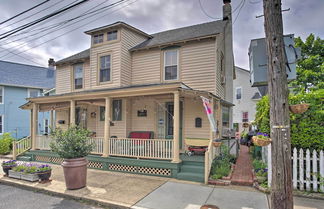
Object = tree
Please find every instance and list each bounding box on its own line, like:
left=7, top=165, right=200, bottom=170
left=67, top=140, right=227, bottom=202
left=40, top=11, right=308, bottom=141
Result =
left=290, top=34, right=324, bottom=92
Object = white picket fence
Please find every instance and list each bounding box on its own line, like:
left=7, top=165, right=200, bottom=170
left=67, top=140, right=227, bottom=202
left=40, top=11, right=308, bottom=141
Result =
left=265, top=145, right=324, bottom=193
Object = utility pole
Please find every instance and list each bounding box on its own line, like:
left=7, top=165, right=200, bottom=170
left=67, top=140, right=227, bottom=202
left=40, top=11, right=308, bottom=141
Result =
left=263, top=0, right=293, bottom=208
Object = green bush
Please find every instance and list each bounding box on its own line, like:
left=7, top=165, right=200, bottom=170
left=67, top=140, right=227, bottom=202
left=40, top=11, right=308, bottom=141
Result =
left=210, top=145, right=233, bottom=179
left=252, top=159, right=267, bottom=171
left=0, top=133, right=14, bottom=155
left=254, top=89, right=324, bottom=150
left=50, top=126, right=94, bottom=159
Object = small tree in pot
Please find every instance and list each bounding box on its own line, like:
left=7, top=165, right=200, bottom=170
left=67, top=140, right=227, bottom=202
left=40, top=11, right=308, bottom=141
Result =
left=50, top=126, right=94, bottom=190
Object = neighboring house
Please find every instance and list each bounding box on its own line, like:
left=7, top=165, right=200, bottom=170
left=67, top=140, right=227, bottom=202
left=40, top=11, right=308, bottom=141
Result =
left=20, top=1, right=235, bottom=183
left=232, top=66, right=267, bottom=133
left=0, top=60, right=55, bottom=138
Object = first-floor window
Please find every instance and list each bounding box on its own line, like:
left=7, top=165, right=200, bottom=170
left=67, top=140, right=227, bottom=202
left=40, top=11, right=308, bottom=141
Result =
left=0, top=115, right=3, bottom=134
left=164, top=50, right=178, bottom=80
left=112, top=100, right=122, bottom=121
left=99, top=55, right=111, bottom=82
left=242, top=112, right=249, bottom=122
left=44, top=119, right=49, bottom=135
left=222, top=106, right=230, bottom=128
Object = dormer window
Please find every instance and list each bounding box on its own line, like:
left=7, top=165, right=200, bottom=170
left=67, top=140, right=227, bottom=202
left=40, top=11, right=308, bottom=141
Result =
left=107, top=30, right=118, bottom=41
left=93, top=34, right=103, bottom=44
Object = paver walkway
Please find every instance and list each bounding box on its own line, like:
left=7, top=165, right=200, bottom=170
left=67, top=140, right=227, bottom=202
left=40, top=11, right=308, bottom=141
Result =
left=231, top=145, right=254, bottom=186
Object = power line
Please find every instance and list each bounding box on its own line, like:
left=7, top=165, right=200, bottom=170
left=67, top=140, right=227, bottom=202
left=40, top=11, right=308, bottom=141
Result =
left=2, top=0, right=137, bottom=60
left=233, top=0, right=246, bottom=25
left=0, top=0, right=66, bottom=30
left=198, top=0, right=222, bottom=20
left=0, top=0, right=50, bottom=26
left=0, top=0, right=89, bottom=40
left=0, top=46, right=44, bottom=66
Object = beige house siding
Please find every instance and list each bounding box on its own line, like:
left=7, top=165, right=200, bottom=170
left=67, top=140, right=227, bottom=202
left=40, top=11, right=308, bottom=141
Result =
left=83, top=60, right=91, bottom=89
left=55, top=66, right=71, bottom=94
left=181, top=39, right=216, bottom=93
left=120, top=28, right=148, bottom=86
left=215, top=33, right=226, bottom=99
left=183, top=97, right=210, bottom=140
left=55, top=109, right=69, bottom=130
left=89, top=38, right=122, bottom=89
left=131, top=48, right=161, bottom=85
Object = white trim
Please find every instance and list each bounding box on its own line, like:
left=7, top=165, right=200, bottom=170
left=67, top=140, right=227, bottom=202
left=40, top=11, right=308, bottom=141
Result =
left=163, top=49, right=179, bottom=81
left=235, top=87, right=242, bottom=100
left=0, top=115, right=3, bottom=134
left=0, top=86, right=4, bottom=104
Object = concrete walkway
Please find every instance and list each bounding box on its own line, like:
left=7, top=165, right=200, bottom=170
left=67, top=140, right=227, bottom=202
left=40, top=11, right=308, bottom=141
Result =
left=1, top=159, right=323, bottom=209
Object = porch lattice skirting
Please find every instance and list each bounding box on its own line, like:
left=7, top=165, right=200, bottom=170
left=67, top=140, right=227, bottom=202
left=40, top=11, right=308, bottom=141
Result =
left=20, top=150, right=178, bottom=178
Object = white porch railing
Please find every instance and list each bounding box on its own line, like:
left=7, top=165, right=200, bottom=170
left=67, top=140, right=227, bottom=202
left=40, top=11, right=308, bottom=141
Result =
left=36, top=135, right=52, bottom=150
left=13, top=136, right=31, bottom=160
left=108, top=138, right=173, bottom=160
left=88, top=137, right=104, bottom=154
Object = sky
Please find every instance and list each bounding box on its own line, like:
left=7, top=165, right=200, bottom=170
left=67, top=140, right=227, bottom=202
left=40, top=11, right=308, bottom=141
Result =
left=0, top=0, right=323, bottom=69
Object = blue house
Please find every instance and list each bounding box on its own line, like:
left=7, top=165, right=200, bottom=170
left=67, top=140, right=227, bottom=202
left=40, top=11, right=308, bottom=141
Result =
left=0, top=60, right=55, bottom=139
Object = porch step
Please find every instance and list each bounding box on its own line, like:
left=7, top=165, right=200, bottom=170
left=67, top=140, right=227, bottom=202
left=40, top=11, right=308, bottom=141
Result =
left=180, top=164, right=204, bottom=174
left=17, top=156, right=32, bottom=161
left=177, top=172, right=204, bottom=183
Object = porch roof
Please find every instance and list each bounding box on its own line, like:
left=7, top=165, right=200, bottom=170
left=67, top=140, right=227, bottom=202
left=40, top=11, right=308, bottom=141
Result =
left=20, top=82, right=234, bottom=110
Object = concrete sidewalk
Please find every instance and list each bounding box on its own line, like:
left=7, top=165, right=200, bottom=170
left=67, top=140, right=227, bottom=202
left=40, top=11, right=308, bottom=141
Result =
left=1, top=159, right=323, bottom=209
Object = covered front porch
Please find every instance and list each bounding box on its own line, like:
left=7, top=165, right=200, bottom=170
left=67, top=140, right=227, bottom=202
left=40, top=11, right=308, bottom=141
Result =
left=18, top=83, right=226, bottom=182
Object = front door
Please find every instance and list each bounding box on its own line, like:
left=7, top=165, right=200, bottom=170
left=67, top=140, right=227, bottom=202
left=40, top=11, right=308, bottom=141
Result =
left=76, top=107, right=87, bottom=129
left=165, top=102, right=183, bottom=148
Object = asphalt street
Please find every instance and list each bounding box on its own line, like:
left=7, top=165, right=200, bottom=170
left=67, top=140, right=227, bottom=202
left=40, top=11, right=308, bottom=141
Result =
left=0, top=184, right=104, bottom=209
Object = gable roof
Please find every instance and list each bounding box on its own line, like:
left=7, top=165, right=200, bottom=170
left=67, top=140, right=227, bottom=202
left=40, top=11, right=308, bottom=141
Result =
left=0, top=60, right=55, bottom=89
left=55, top=49, right=90, bottom=65
left=130, top=20, right=226, bottom=51
left=56, top=20, right=227, bottom=65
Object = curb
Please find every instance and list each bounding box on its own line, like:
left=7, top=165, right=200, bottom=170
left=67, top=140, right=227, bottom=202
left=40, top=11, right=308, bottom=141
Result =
left=0, top=179, right=130, bottom=209
left=293, top=190, right=324, bottom=201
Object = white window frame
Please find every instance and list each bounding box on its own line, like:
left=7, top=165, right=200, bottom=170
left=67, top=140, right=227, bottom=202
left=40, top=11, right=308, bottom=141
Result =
left=0, top=115, right=3, bottom=135
left=242, top=111, right=249, bottom=122
left=99, top=54, right=112, bottom=83
left=73, top=63, right=84, bottom=90
left=28, top=89, right=40, bottom=98
left=0, top=86, right=3, bottom=104
left=236, top=87, right=242, bottom=100
left=163, top=49, right=179, bottom=81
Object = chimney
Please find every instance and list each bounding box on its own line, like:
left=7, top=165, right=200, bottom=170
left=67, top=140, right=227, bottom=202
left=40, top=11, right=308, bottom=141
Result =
left=223, top=0, right=232, bottom=21
left=48, top=58, right=55, bottom=69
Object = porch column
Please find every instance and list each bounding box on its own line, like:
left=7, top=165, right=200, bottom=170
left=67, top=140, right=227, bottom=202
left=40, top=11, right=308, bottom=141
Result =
left=172, top=91, right=181, bottom=163
left=210, top=98, right=215, bottom=141
left=102, top=97, right=111, bottom=157
left=31, top=103, right=38, bottom=150
left=216, top=100, right=222, bottom=139
left=70, top=100, right=75, bottom=126
left=50, top=110, right=54, bottom=131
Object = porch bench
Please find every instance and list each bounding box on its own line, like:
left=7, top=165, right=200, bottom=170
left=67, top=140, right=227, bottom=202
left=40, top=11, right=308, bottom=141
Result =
left=128, top=131, right=154, bottom=157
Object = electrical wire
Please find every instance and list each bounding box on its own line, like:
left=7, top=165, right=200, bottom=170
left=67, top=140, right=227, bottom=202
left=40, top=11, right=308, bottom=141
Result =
left=233, top=0, right=246, bottom=25
left=0, top=46, right=45, bottom=66
left=198, top=0, right=222, bottom=20
left=1, top=0, right=138, bottom=61
left=0, top=0, right=89, bottom=40
left=0, top=0, right=50, bottom=25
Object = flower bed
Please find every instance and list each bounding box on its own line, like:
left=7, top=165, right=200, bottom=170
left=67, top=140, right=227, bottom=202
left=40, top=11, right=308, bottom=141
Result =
left=2, top=160, right=17, bottom=176
left=251, top=159, right=270, bottom=193
left=6, top=162, right=52, bottom=182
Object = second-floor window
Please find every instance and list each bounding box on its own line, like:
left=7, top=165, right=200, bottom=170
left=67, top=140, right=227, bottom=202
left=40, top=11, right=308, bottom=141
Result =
left=236, top=87, right=242, bottom=100
left=164, top=50, right=178, bottom=81
left=0, top=86, right=3, bottom=104
left=73, top=64, right=83, bottom=89
left=222, top=106, right=229, bottom=128
left=93, top=34, right=103, bottom=44
left=28, top=89, right=40, bottom=98
left=107, top=30, right=118, bottom=41
left=99, top=55, right=111, bottom=83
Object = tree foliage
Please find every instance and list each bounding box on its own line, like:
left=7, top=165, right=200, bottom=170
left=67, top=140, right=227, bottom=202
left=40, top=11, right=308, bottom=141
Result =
left=290, top=34, right=324, bottom=92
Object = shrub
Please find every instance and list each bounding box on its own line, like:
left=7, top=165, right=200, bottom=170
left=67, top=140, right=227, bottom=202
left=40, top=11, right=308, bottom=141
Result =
left=252, top=159, right=267, bottom=171
left=0, top=133, right=14, bottom=155
left=50, top=126, right=94, bottom=159
left=210, top=145, right=233, bottom=179
left=254, top=90, right=324, bottom=150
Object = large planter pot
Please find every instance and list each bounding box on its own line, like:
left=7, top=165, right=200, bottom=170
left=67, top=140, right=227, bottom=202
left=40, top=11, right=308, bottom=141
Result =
left=37, top=170, right=52, bottom=182
left=2, top=165, right=16, bottom=176
left=61, top=157, right=88, bottom=190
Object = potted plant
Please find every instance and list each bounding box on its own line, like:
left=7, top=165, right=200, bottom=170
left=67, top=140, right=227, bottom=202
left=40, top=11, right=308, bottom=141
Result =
left=2, top=160, right=17, bottom=176
left=37, top=164, right=52, bottom=182
left=289, top=103, right=309, bottom=114
left=212, top=139, right=222, bottom=147
left=253, top=132, right=272, bottom=147
left=50, top=126, right=94, bottom=190
left=9, top=163, right=39, bottom=182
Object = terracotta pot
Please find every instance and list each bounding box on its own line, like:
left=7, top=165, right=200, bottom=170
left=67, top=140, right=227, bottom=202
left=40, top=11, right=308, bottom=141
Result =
left=37, top=170, right=52, bottom=181
left=61, top=157, right=88, bottom=190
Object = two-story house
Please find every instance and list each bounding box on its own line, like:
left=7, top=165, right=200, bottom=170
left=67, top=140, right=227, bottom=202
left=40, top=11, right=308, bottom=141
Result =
left=19, top=1, right=235, bottom=183
left=0, top=60, right=55, bottom=139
